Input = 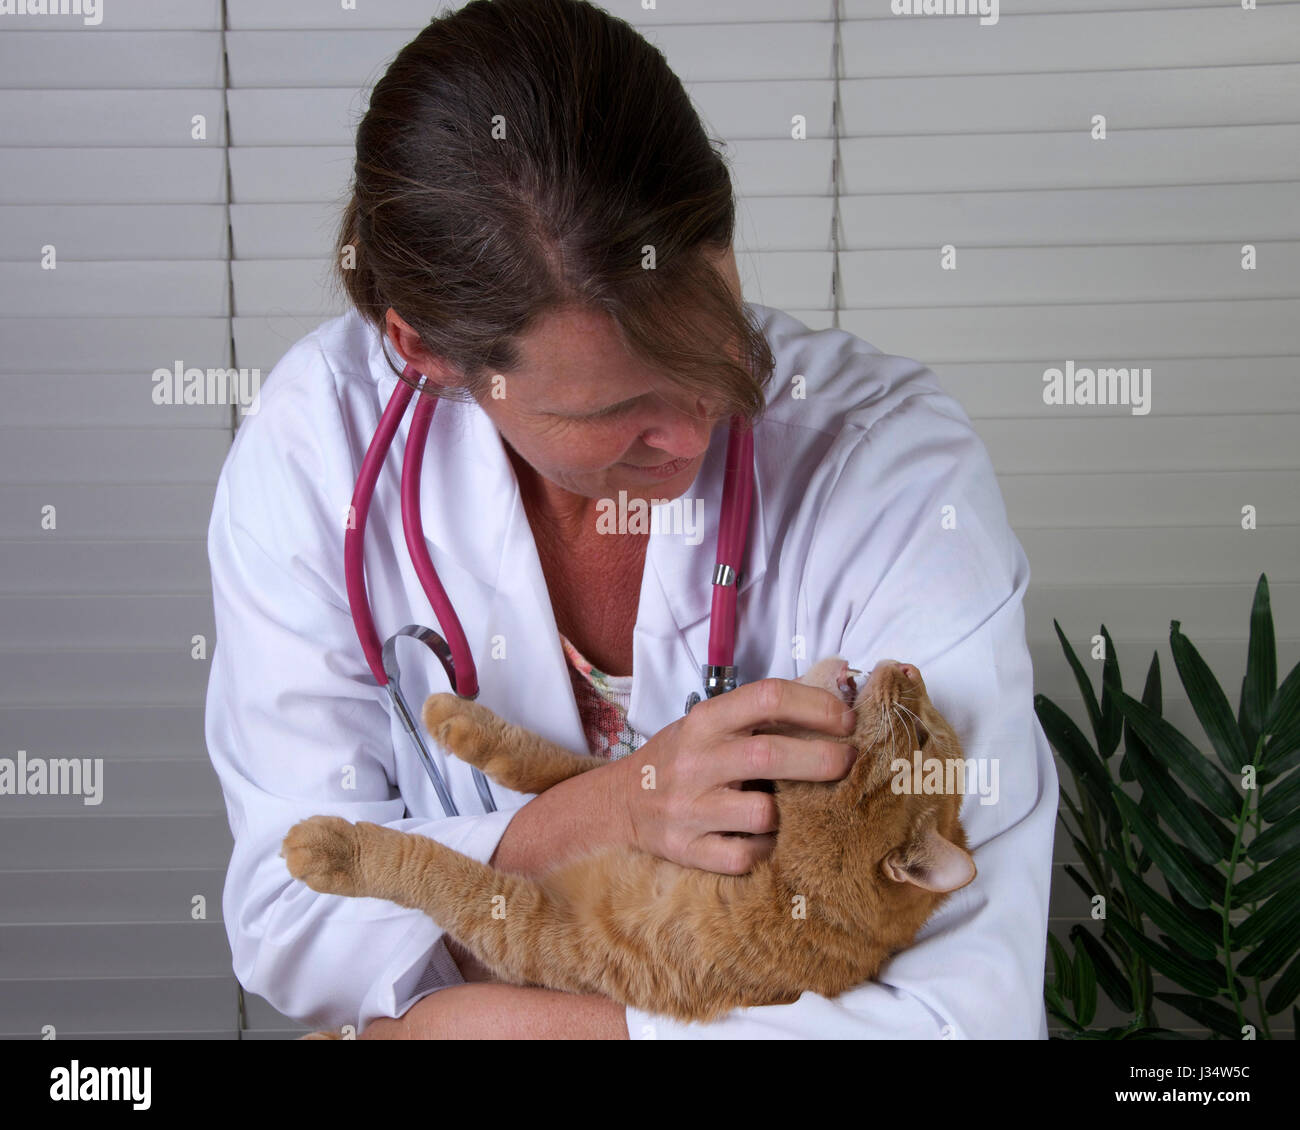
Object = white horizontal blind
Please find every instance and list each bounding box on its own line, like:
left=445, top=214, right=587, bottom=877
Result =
left=837, top=1, right=1300, bottom=1034
left=0, top=0, right=237, bottom=1038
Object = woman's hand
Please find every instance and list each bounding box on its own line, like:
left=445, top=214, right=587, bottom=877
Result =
left=617, top=677, right=857, bottom=874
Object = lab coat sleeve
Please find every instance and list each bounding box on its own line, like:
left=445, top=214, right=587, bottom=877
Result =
left=625, top=389, right=1059, bottom=1039
left=205, top=464, right=518, bottom=1034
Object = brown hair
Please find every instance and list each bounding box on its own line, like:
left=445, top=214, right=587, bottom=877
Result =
left=332, top=0, right=774, bottom=422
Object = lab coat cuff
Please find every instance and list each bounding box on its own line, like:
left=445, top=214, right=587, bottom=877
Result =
left=397, top=935, right=466, bottom=1012
left=365, top=805, right=522, bottom=1030
left=624, top=1005, right=692, bottom=1040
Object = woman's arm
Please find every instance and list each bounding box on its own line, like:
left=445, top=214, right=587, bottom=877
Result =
left=487, top=754, right=637, bottom=875
left=359, top=983, right=630, bottom=1039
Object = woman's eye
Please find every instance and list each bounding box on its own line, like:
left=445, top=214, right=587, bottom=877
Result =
left=582, top=400, right=637, bottom=421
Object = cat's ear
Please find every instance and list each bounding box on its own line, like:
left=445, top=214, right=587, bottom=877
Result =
left=882, top=822, right=976, bottom=893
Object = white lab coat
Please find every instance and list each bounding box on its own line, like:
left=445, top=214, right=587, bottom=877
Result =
left=204, top=301, right=1058, bottom=1039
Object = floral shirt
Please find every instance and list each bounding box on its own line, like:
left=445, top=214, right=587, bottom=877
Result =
left=558, top=632, right=648, bottom=761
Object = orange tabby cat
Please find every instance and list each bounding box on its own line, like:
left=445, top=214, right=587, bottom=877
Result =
left=281, top=657, right=976, bottom=1025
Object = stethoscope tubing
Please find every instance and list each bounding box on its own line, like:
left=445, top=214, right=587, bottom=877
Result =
left=345, top=362, right=754, bottom=817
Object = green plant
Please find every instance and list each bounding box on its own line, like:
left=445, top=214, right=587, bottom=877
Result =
left=1034, top=573, right=1300, bottom=1039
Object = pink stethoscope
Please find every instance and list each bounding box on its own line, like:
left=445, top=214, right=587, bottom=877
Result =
left=344, top=362, right=755, bottom=818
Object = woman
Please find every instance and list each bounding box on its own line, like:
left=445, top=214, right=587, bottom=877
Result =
left=204, top=0, right=1057, bottom=1039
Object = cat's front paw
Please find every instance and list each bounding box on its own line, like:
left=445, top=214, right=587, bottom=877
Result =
left=281, top=815, right=364, bottom=897
left=423, top=693, right=492, bottom=764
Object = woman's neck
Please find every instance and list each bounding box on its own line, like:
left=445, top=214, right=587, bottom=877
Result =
left=506, top=441, right=609, bottom=546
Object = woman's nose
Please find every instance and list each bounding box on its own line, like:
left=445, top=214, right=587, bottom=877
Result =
left=636, top=401, right=717, bottom=451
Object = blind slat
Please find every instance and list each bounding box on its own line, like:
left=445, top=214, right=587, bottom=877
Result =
left=839, top=183, right=1300, bottom=246
left=0, top=706, right=206, bottom=760
left=841, top=299, right=1300, bottom=361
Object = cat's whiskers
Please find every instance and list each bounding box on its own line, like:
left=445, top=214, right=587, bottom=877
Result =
left=892, top=701, right=924, bottom=750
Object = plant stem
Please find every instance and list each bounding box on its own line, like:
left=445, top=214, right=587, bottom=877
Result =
left=1221, top=734, right=1265, bottom=1034
left=1246, top=739, right=1273, bottom=1040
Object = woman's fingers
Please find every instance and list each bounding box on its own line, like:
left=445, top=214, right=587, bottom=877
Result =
left=697, top=676, right=855, bottom=741
left=694, top=832, right=778, bottom=875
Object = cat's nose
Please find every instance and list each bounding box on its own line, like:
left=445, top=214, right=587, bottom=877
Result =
left=866, top=660, right=918, bottom=689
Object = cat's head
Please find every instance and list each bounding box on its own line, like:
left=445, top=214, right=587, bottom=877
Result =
left=798, top=656, right=976, bottom=896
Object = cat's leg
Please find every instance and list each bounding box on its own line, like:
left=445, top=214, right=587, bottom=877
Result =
left=422, top=693, right=606, bottom=793
left=282, top=816, right=816, bottom=1023
left=281, top=815, right=612, bottom=996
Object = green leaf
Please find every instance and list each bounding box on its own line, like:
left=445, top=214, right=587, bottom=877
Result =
left=1112, top=690, right=1242, bottom=820
left=1264, top=953, right=1300, bottom=1015
left=1035, top=695, right=1118, bottom=827
left=1107, top=914, right=1223, bottom=996
left=1122, top=1027, right=1195, bottom=1040
left=1059, top=785, right=1085, bottom=828
left=1167, top=877, right=1231, bottom=941
left=1233, top=887, right=1300, bottom=950
left=1233, top=844, right=1300, bottom=904
left=1262, top=722, right=1300, bottom=779
left=1140, top=651, right=1163, bottom=714
left=1110, top=789, right=1218, bottom=908
left=1047, top=932, right=1074, bottom=1001
left=1070, top=925, right=1134, bottom=1013
left=1103, top=847, right=1218, bottom=959
left=1238, top=575, right=1276, bottom=753
left=1177, top=852, right=1231, bottom=911
left=1072, top=941, right=1099, bottom=1026
left=1262, top=657, right=1300, bottom=744
left=1062, top=822, right=1111, bottom=900
left=1152, top=993, right=1243, bottom=1039
left=1044, top=983, right=1079, bottom=1028
left=1263, top=728, right=1300, bottom=780
left=1100, top=920, right=1135, bottom=967
left=1123, top=739, right=1226, bottom=865
left=1068, top=1026, right=1131, bottom=1040
left=1063, top=863, right=1097, bottom=904
left=1191, top=798, right=1238, bottom=860
left=1159, top=934, right=1240, bottom=998
left=1120, top=654, right=1163, bottom=783
left=1260, top=765, right=1300, bottom=823
left=1171, top=621, right=1251, bottom=776
left=1098, top=625, right=1124, bottom=758
left=1246, top=806, right=1300, bottom=862
left=1237, top=913, right=1298, bottom=981
left=1054, top=619, right=1105, bottom=754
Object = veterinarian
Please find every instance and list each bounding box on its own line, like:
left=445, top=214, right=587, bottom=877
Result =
left=204, top=0, right=1058, bottom=1040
